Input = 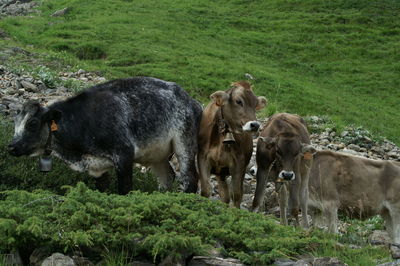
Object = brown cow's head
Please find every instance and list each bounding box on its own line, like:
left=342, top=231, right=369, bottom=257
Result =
left=210, top=81, right=267, bottom=133
left=8, top=101, right=61, bottom=157
left=260, top=132, right=315, bottom=181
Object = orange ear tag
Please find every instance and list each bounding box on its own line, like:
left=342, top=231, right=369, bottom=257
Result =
left=50, top=120, right=58, bottom=132
left=303, top=152, right=313, bottom=160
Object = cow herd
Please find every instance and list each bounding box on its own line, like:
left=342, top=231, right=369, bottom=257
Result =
left=7, top=76, right=400, bottom=244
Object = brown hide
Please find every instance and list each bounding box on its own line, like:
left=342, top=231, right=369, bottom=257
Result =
left=309, top=150, right=400, bottom=243
left=252, top=113, right=313, bottom=228
left=197, top=81, right=267, bottom=208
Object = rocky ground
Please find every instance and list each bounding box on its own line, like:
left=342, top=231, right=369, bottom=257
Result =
left=0, top=0, right=38, bottom=18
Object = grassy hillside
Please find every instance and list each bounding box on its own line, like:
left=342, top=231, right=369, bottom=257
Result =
left=0, top=0, right=399, bottom=143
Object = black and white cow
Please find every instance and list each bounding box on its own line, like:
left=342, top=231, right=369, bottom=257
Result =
left=8, top=77, right=202, bottom=194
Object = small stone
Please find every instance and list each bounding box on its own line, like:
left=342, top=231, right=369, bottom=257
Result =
left=369, top=230, right=391, bottom=245
left=77, top=69, right=85, bottom=75
left=391, top=245, right=400, bottom=259
left=51, top=7, right=71, bottom=17
left=189, top=256, right=244, bottom=266
left=377, top=259, right=400, bottom=266
left=20, top=80, right=37, bottom=92
left=41, top=253, right=75, bottom=266
left=340, top=131, right=349, bottom=137
left=347, top=144, right=361, bottom=152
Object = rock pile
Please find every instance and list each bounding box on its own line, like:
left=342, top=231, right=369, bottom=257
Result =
left=0, top=65, right=106, bottom=116
left=0, top=0, right=38, bottom=17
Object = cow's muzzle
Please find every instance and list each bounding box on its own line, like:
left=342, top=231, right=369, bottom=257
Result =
left=242, top=121, right=260, bottom=132
left=8, top=141, right=26, bottom=157
left=278, top=170, right=295, bottom=181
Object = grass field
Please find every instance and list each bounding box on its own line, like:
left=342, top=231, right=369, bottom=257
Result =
left=0, top=0, right=399, bottom=143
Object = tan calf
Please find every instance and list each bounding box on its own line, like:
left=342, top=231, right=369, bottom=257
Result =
left=309, top=150, right=400, bottom=244
left=252, top=113, right=315, bottom=228
left=198, top=81, right=267, bottom=208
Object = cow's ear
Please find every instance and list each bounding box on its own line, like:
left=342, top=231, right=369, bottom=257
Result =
left=43, top=109, right=62, bottom=123
left=256, top=96, right=267, bottom=110
left=301, top=144, right=316, bottom=160
left=210, top=91, right=229, bottom=106
left=259, top=136, right=276, bottom=149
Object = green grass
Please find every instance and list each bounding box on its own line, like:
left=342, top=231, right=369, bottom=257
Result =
left=0, top=0, right=399, bottom=143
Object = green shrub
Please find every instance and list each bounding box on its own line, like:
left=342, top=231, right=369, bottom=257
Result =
left=0, top=183, right=389, bottom=265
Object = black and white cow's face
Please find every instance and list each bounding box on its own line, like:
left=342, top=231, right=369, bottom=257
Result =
left=260, top=133, right=315, bottom=181
left=8, top=101, right=60, bottom=157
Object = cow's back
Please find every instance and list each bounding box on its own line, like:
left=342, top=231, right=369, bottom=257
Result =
left=309, top=150, right=400, bottom=218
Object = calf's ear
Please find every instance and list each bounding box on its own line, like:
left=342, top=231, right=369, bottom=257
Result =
left=259, top=136, right=276, bottom=149
left=301, top=144, right=316, bottom=160
left=43, top=109, right=62, bottom=123
left=210, top=91, right=229, bottom=106
left=256, top=96, right=267, bottom=110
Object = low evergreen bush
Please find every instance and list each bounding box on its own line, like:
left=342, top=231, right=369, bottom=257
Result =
left=0, top=183, right=389, bottom=265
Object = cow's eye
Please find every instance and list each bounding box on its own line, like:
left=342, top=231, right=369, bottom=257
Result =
left=236, top=100, right=243, bottom=107
left=26, top=120, right=39, bottom=131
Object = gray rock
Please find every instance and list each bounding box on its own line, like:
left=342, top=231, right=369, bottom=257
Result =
left=189, top=256, right=244, bottom=266
left=369, top=230, right=391, bottom=245
left=377, top=259, right=400, bottom=266
left=51, top=7, right=71, bottom=17
left=77, top=69, right=86, bottom=75
left=0, top=103, right=6, bottom=113
left=20, top=80, right=37, bottom=92
left=293, top=257, right=347, bottom=266
left=274, top=258, right=295, bottom=266
left=340, top=131, right=349, bottom=137
left=347, top=144, right=360, bottom=152
left=41, top=253, right=75, bottom=266
left=391, top=245, right=400, bottom=259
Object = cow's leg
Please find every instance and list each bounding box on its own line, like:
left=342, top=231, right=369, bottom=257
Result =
left=278, top=182, right=289, bottom=226
left=252, top=166, right=276, bottom=212
left=325, top=201, right=339, bottom=233
left=114, top=154, right=134, bottom=195
left=383, top=206, right=400, bottom=244
left=198, top=156, right=212, bottom=198
left=289, top=176, right=301, bottom=226
left=150, top=160, right=176, bottom=191
left=95, top=172, right=112, bottom=193
left=216, top=174, right=230, bottom=204
left=173, top=135, right=198, bottom=193
left=230, top=165, right=246, bottom=208
left=299, top=158, right=312, bottom=228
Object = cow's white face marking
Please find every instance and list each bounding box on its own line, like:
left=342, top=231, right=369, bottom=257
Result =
left=14, top=113, right=30, bottom=137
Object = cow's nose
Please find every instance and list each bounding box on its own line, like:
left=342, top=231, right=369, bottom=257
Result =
left=249, top=122, right=260, bottom=131
left=280, top=171, right=295, bottom=180
left=249, top=166, right=257, bottom=176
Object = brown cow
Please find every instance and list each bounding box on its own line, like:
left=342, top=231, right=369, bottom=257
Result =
left=308, top=150, right=400, bottom=244
left=251, top=113, right=315, bottom=228
left=198, top=81, right=267, bottom=208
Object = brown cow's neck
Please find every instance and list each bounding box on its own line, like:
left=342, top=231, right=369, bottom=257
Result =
left=217, top=105, right=232, bottom=135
